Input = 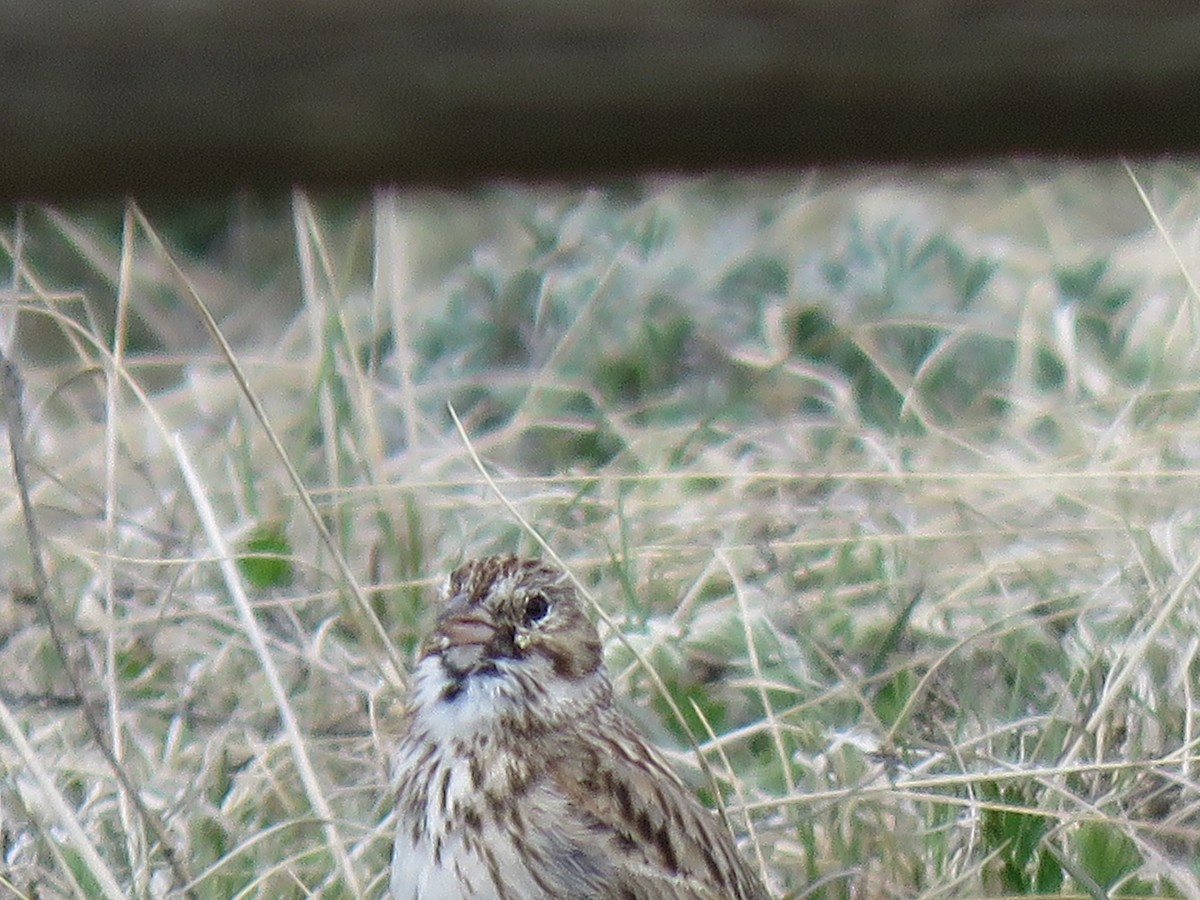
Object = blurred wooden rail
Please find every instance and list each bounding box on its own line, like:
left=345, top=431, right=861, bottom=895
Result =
left=2, top=0, right=1198, bottom=200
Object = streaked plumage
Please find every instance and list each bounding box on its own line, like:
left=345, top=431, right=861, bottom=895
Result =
left=390, top=555, right=769, bottom=899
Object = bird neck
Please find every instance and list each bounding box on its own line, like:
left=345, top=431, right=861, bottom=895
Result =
left=407, top=653, right=613, bottom=747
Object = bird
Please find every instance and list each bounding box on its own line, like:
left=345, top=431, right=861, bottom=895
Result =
left=390, top=554, right=771, bottom=899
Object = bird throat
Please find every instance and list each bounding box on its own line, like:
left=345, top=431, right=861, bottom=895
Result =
left=438, top=644, right=502, bottom=703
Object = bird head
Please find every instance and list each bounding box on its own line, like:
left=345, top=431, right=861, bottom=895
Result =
left=411, top=556, right=608, bottom=725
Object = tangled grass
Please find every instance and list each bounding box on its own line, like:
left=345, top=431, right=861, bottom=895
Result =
left=2, top=163, right=1200, bottom=897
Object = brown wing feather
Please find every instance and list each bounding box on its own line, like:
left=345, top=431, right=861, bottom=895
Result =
left=544, top=710, right=770, bottom=900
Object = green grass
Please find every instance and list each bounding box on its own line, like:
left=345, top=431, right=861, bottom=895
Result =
left=2, top=164, right=1200, bottom=897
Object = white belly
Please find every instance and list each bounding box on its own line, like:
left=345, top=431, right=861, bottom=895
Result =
left=389, top=828, right=544, bottom=900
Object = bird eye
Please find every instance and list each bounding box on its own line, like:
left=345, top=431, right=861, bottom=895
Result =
left=522, top=594, right=550, bottom=627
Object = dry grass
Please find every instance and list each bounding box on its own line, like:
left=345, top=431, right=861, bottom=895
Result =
left=2, top=163, right=1200, bottom=898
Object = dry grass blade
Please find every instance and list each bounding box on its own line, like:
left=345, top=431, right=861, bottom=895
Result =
left=719, top=548, right=795, bottom=797
left=688, top=696, right=771, bottom=888
left=0, top=694, right=125, bottom=900
left=103, top=202, right=140, bottom=885
left=0, top=351, right=195, bottom=895
left=131, top=201, right=407, bottom=690
left=170, top=432, right=363, bottom=898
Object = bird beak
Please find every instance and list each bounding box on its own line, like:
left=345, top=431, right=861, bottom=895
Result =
left=427, top=612, right=505, bottom=676
left=436, top=613, right=496, bottom=650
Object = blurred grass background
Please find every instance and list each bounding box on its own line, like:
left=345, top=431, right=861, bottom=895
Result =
left=2, top=162, right=1200, bottom=897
